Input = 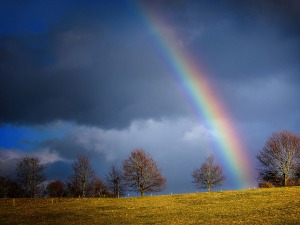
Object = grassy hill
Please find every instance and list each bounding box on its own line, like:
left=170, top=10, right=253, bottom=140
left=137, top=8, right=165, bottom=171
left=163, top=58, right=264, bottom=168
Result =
left=1, top=187, right=299, bottom=224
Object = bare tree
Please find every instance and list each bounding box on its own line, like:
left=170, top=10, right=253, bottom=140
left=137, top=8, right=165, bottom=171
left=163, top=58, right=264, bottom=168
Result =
left=16, top=156, right=45, bottom=197
left=0, top=174, right=22, bottom=198
left=123, top=149, right=166, bottom=197
left=0, top=174, right=12, bottom=198
left=192, top=155, right=225, bottom=192
left=47, top=180, right=65, bottom=197
left=68, top=155, right=94, bottom=197
left=87, top=176, right=108, bottom=197
left=105, top=164, right=125, bottom=198
left=257, top=130, right=300, bottom=186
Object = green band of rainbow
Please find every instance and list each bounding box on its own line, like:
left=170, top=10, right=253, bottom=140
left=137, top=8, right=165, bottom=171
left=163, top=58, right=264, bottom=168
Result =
left=135, top=3, right=253, bottom=189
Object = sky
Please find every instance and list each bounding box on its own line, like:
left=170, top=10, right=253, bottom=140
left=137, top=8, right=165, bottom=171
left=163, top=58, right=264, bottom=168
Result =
left=0, top=0, right=300, bottom=195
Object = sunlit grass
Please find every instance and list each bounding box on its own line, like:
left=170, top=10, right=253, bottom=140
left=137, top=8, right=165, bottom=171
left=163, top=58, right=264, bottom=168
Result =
left=1, top=187, right=299, bottom=224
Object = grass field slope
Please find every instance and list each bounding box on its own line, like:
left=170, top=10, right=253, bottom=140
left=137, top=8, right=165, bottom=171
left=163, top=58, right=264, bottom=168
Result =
left=1, top=187, right=299, bottom=224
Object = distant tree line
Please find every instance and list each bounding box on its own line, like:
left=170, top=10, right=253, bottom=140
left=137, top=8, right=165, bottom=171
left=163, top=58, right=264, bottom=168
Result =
left=0, top=148, right=227, bottom=197
left=1, top=130, right=299, bottom=198
left=0, top=149, right=167, bottom=198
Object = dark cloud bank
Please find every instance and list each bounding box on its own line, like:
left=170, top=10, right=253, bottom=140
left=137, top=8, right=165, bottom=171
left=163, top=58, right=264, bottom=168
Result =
left=1, top=0, right=299, bottom=128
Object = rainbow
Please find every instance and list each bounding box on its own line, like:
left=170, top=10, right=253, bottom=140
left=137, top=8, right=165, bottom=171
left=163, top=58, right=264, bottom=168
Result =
left=135, top=3, right=253, bottom=189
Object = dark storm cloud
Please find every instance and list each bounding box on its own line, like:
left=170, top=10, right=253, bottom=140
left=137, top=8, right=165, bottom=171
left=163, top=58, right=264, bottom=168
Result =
left=166, top=0, right=300, bottom=128
left=0, top=0, right=300, bottom=130
left=154, top=0, right=300, bottom=81
left=0, top=4, right=186, bottom=128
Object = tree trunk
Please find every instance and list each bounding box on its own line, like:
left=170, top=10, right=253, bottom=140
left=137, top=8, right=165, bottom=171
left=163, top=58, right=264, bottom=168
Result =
left=283, top=173, right=288, bottom=186
left=82, top=182, right=86, bottom=197
left=140, top=189, right=144, bottom=197
left=208, top=184, right=211, bottom=192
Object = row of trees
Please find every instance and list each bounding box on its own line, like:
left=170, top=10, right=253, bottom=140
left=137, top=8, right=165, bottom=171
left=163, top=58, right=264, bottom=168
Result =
left=0, top=148, right=225, bottom=198
left=0, top=155, right=109, bottom=198
left=1, top=130, right=299, bottom=197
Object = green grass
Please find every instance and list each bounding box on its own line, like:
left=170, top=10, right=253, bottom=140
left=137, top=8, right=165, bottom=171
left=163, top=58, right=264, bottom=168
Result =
left=1, top=187, right=299, bottom=224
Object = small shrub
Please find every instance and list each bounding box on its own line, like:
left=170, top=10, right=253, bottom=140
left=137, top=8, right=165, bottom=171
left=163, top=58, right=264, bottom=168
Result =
left=286, top=179, right=300, bottom=186
left=259, top=182, right=274, bottom=188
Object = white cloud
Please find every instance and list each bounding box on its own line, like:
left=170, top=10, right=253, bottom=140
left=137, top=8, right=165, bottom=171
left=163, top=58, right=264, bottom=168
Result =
left=56, top=118, right=213, bottom=163
left=0, top=149, right=23, bottom=163
left=183, top=124, right=213, bottom=142
left=0, top=148, right=64, bottom=177
left=31, top=149, right=65, bottom=165
left=44, top=117, right=215, bottom=193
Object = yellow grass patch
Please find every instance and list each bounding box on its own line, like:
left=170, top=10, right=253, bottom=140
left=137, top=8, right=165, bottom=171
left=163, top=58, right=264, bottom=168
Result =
left=1, top=187, right=299, bottom=224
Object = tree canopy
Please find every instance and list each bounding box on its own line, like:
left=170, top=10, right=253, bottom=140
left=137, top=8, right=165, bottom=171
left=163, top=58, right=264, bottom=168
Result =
left=123, top=149, right=166, bottom=196
left=68, top=155, right=94, bottom=197
left=192, top=155, right=225, bottom=192
left=257, top=130, right=300, bottom=186
left=16, top=156, right=45, bottom=197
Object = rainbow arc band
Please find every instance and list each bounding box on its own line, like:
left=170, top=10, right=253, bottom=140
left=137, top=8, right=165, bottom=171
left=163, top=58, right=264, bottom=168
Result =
left=135, top=3, right=253, bottom=189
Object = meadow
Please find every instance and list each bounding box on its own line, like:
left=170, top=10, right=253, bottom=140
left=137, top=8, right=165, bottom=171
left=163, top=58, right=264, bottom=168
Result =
left=0, top=187, right=299, bottom=224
